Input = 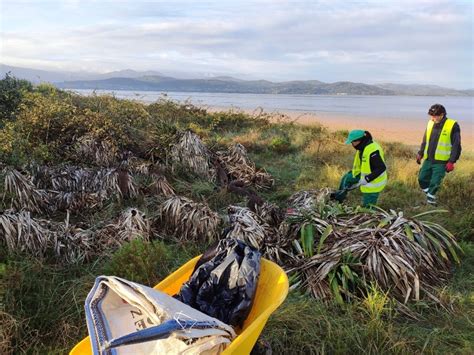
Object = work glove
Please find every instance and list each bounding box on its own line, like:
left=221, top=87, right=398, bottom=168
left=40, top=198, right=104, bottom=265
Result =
left=446, top=162, right=455, bottom=172
left=353, top=178, right=369, bottom=188
left=416, top=154, right=422, bottom=165
left=330, top=191, right=345, bottom=202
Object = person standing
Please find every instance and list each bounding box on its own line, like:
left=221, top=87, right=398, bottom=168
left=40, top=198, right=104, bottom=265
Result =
left=416, top=104, right=462, bottom=205
left=332, top=130, right=387, bottom=207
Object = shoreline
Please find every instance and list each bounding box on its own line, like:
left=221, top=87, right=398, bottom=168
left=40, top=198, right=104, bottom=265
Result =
left=207, top=106, right=474, bottom=151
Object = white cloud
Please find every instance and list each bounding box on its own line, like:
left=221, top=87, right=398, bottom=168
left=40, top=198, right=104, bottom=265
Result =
left=1, top=0, right=472, bottom=87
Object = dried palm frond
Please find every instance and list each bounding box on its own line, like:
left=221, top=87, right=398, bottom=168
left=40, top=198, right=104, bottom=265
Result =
left=115, top=207, right=150, bottom=242
left=34, top=166, right=127, bottom=196
left=255, top=201, right=285, bottom=228
left=294, top=229, right=445, bottom=304
left=74, top=134, right=118, bottom=166
left=55, top=167, right=99, bottom=191
left=0, top=211, right=97, bottom=264
left=170, top=131, right=216, bottom=181
left=30, top=165, right=138, bottom=210
left=225, top=206, right=286, bottom=263
left=3, top=169, right=49, bottom=213
left=50, top=191, right=105, bottom=212
left=102, top=168, right=135, bottom=198
left=280, top=189, right=343, bottom=250
left=63, top=227, right=96, bottom=263
left=217, top=144, right=273, bottom=189
left=0, top=209, right=49, bottom=257
left=148, top=174, right=175, bottom=197
left=280, top=204, right=462, bottom=304
left=160, top=195, right=220, bottom=242
left=126, top=156, right=151, bottom=175
left=0, top=208, right=151, bottom=264
left=49, top=221, right=97, bottom=264
left=53, top=208, right=149, bottom=263
left=225, top=206, right=267, bottom=249
left=287, top=189, right=332, bottom=211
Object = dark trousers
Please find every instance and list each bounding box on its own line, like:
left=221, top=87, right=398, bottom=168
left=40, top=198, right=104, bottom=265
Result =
left=418, top=160, right=446, bottom=196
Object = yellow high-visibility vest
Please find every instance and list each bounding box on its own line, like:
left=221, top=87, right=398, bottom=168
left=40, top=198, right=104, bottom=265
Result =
left=352, top=141, right=387, bottom=193
left=423, top=118, right=456, bottom=161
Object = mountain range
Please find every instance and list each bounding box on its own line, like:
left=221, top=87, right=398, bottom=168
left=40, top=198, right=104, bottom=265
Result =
left=2, top=64, right=472, bottom=96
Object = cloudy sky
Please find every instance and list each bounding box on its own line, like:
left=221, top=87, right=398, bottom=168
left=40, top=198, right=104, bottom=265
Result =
left=1, top=0, right=473, bottom=88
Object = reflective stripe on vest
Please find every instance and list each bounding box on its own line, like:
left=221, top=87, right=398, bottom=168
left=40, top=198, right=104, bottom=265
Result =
left=423, top=118, right=456, bottom=161
left=352, top=141, right=387, bottom=193
left=361, top=172, right=388, bottom=189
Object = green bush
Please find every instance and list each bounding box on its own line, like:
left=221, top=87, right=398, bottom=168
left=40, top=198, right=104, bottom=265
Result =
left=70, top=93, right=154, bottom=156
left=0, top=73, right=33, bottom=125
left=0, top=88, right=78, bottom=164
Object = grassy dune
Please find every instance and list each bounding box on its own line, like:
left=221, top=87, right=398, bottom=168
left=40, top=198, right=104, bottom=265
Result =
left=0, top=79, right=473, bottom=354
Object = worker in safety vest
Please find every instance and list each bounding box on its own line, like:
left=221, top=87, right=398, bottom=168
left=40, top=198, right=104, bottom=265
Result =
left=332, top=130, right=387, bottom=207
left=416, top=104, right=461, bottom=206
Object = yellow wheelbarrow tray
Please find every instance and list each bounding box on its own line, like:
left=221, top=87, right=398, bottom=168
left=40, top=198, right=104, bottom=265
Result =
left=70, top=256, right=289, bottom=355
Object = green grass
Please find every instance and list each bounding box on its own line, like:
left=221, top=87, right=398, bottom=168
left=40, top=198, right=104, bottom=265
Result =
left=262, top=246, right=474, bottom=354
left=2, top=257, right=99, bottom=352
left=0, top=240, right=203, bottom=353
left=262, top=293, right=412, bottom=354
left=263, top=290, right=474, bottom=354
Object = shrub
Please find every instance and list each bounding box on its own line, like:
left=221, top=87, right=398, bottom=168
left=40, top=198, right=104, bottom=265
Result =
left=70, top=93, right=154, bottom=156
left=0, top=74, right=33, bottom=125
left=0, top=89, right=78, bottom=164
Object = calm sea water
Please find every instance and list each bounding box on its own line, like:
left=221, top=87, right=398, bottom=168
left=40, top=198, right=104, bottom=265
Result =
left=71, top=89, right=473, bottom=123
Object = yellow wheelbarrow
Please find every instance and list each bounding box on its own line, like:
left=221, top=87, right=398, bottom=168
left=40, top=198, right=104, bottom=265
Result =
left=70, top=256, right=289, bottom=354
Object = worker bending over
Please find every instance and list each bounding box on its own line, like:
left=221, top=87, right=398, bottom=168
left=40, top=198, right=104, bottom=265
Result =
left=332, top=130, right=387, bottom=207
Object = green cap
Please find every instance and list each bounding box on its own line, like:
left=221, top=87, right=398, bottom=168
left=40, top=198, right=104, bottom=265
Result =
left=345, top=130, right=365, bottom=144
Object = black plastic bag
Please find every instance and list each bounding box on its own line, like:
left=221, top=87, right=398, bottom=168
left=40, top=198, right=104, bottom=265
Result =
left=176, top=239, right=261, bottom=328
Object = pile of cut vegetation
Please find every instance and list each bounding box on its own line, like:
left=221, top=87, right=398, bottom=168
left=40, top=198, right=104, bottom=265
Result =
left=0, top=208, right=149, bottom=263
left=0, top=126, right=278, bottom=262
left=230, top=190, right=462, bottom=305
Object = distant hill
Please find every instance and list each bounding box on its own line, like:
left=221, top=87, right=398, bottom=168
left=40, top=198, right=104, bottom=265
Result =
left=2, top=63, right=472, bottom=96
left=0, top=64, right=165, bottom=83
left=375, top=83, right=472, bottom=96
left=56, top=76, right=472, bottom=96
left=0, top=64, right=91, bottom=83
left=57, top=76, right=396, bottom=95
left=0, top=64, right=239, bottom=83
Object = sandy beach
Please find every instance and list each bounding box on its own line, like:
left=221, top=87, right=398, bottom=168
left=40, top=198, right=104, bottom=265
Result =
left=208, top=106, right=474, bottom=151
